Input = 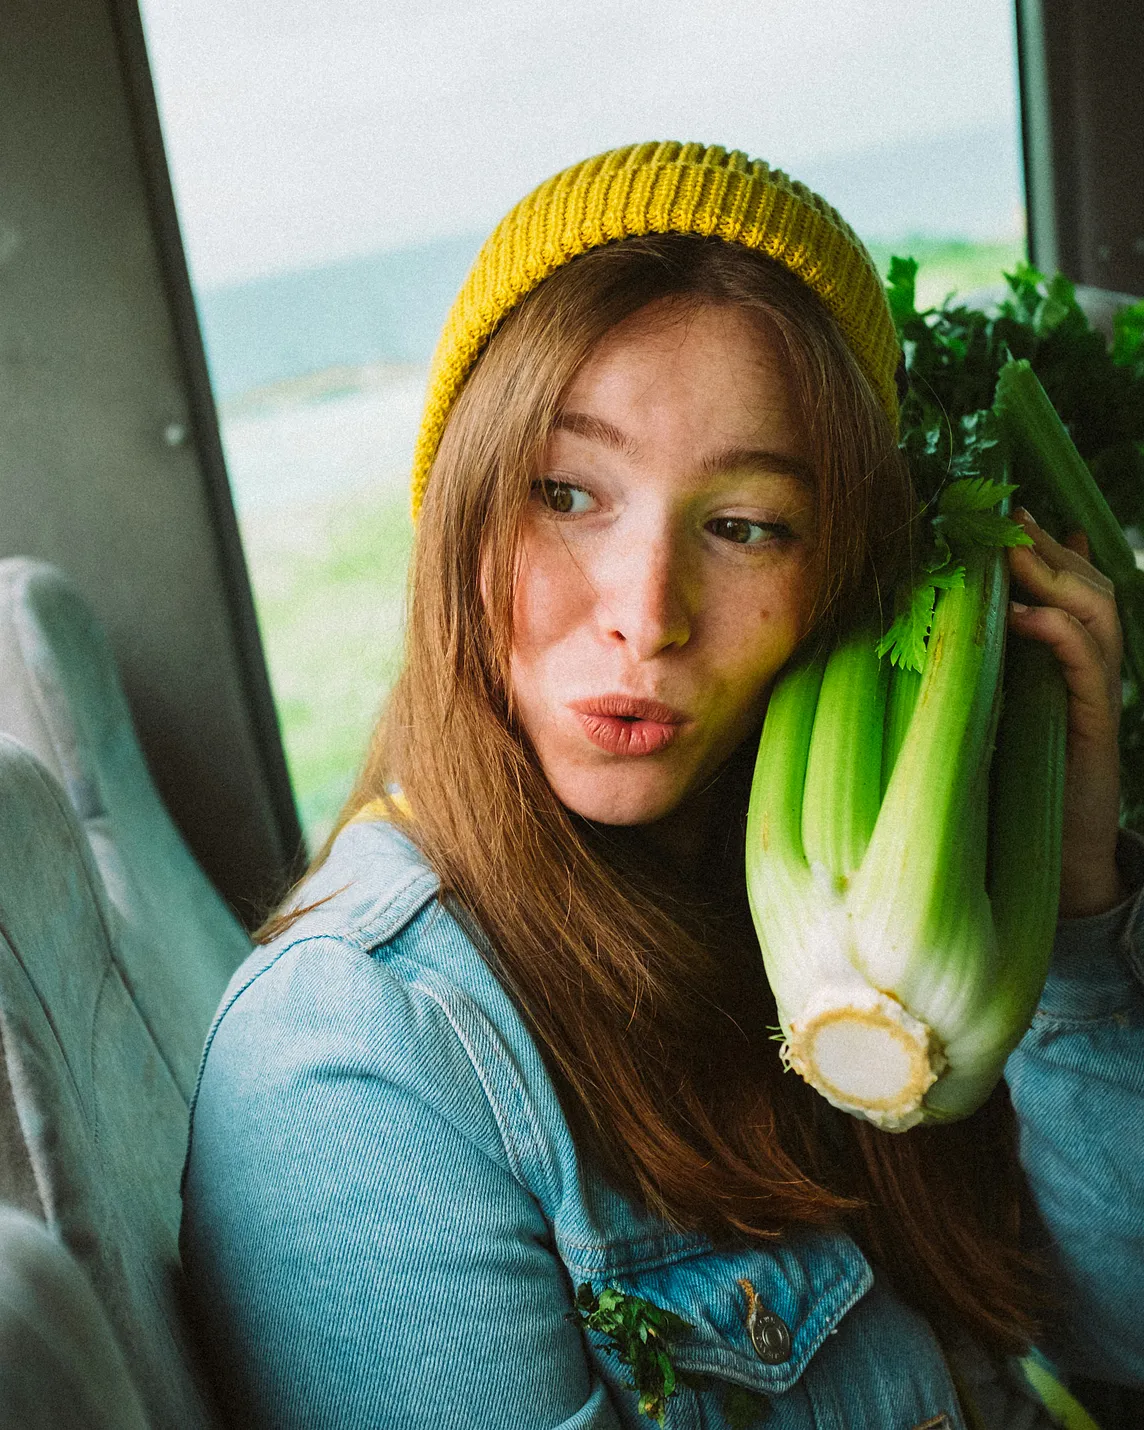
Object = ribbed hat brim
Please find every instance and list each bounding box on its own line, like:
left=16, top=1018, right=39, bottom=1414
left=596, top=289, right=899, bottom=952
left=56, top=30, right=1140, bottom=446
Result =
left=411, top=141, right=900, bottom=515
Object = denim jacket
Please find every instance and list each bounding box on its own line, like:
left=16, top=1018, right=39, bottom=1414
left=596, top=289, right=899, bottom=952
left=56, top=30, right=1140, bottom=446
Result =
left=181, top=817, right=1144, bottom=1430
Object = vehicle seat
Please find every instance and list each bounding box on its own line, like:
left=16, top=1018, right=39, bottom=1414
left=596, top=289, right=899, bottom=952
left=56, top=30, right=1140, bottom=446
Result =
left=0, top=1203, right=149, bottom=1430
left=0, top=736, right=215, bottom=1428
left=0, top=558, right=250, bottom=1099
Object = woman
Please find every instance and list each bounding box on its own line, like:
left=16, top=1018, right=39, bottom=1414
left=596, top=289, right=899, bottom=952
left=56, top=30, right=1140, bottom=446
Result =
left=182, top=144, right=1143, bottom=1429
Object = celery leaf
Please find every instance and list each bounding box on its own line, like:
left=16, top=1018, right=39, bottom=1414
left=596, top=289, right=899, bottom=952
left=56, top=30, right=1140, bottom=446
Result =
left=876, top=562, right=964, bottom=673
left=939, top=477, right=1020, bottom=513
left=935, top=476, right=1032, bottom=550
left=886, top=256, right=920, bottom=327
left=1112, top=301, right=1144, bottom=369
left=571, top=1282, right=697, bottom=1425
left=938, top=509, right=1033, bottom=548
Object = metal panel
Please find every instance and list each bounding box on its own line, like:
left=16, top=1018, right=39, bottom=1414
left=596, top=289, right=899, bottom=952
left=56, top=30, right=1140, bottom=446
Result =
left=1016, top=0, right=1144, bottom=295
left=0, top=0, right=303, bottom=922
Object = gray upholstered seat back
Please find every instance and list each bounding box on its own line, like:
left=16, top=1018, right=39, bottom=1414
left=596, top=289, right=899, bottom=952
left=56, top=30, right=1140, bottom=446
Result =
left=0, top=1203, right=150, bottom=1430
left=0, top=737, right=214, bottom=1428
left=0, top=558, right=250, bottom=1099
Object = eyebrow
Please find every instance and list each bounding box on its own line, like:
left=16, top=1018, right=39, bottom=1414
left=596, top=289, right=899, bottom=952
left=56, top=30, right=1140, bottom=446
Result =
left=698, top=445, right=814, bottom=486
left=554, top=410, right=813, bottom=487
left=553, top=410, right=638, bottom=455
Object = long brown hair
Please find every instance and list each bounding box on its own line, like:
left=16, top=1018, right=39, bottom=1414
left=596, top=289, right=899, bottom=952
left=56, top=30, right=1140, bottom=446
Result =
left=272, top=235, right=1048, bottom=1356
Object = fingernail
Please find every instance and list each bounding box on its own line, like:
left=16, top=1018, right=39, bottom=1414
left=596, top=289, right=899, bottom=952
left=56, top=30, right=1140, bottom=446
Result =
left=1015, top=507, right=1037, bottom=526
left=1010, top=600, right=1029, bottom=614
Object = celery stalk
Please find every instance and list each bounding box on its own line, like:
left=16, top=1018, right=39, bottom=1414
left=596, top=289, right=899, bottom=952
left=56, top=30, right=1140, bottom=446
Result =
left=747, top=536, right=1067, bottom=1130
left=801, top=629, right=888, bottom=887
left=920, top=630, right=1066, bottom=1119
left=881, top=665, right=921, bottom=796
left=995, top=358, right=1144, bottom=689
left=745, top=361, right=1085, bottom=1131
left=746, top=653, right=826, bottom=974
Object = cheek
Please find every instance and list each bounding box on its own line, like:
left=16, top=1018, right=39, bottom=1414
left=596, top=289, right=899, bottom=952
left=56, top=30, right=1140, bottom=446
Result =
left=705, top=575, right=815, bottom=712
left=510, top=532, right=594, bottom=682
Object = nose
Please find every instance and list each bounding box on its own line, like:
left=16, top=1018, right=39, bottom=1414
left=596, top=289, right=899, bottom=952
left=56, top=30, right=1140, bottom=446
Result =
left=596, top=529, right=692, bottom=660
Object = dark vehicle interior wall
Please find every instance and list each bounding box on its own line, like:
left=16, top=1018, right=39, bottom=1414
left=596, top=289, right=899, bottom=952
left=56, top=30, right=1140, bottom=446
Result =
left=1017, top=0, right=1144, bottom=297
left=0, top=0, right=302, bottom=924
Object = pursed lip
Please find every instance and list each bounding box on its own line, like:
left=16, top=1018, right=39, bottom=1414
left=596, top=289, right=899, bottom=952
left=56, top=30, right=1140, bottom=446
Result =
left=567, top=694, right=689, bottom=756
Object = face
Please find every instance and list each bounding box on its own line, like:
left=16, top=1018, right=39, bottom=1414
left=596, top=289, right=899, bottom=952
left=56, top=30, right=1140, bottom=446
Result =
left=508, top=297, right=820, bottom=826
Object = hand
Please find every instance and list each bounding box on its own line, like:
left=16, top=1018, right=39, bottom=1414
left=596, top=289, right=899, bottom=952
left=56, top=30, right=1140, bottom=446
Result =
left=1007, top=510, right=1124, bottom=918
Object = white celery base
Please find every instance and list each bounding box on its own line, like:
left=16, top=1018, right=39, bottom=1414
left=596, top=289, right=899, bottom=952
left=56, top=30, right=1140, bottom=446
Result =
left=782, top=986, right=948, bottom=1132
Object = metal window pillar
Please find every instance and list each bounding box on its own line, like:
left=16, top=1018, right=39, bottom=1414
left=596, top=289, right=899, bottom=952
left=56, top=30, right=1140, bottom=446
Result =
left=1016, top=0, right=1144, bottom=297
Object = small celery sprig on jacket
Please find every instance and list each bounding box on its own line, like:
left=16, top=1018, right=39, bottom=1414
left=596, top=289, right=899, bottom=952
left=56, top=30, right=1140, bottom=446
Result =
left=570, top=1284, right=698, bottom=1425
left=746, top=386, right=1067, bottom=1131
left=570, top=1284, right=768, bottom=1428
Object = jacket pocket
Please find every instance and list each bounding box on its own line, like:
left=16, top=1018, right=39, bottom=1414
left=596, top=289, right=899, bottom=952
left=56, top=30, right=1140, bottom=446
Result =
left=560, top=1225, right=873, bottom=1423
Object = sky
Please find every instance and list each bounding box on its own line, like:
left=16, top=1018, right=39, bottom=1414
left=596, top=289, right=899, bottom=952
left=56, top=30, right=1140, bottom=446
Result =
left=141, top=0, right=1021, bottom=289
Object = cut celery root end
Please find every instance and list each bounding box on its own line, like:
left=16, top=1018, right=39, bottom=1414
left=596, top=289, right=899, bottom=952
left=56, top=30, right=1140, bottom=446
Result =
left=782, top=990, right=948, bottom=1132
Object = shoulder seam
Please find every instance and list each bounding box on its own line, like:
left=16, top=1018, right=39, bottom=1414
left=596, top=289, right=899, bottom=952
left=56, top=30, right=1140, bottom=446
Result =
left=181, top=933, right=322, bottom=1191
left=268, top=861, right=440, bottom=957
left=183, top=905, right=430, bottom=1178
left=328, top=866, right=440, bottom=951
left=390, top=917, right=561, bottom=1210
left=410, top=978, right=536, bottom=1192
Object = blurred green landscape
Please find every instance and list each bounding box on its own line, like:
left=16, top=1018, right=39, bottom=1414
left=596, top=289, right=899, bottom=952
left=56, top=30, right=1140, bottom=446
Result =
left=223, top=238, right=1025, bottom=845
left=241, top=488, right=414, bottom=840
left=868, top=237, right=1026, bottom=308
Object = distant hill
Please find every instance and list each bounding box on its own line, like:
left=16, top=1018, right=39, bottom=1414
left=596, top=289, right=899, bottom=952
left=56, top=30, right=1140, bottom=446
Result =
left=195, top=123, right=1023, bottom=401
left=795, top=123, right=1023, bottom=244
left=195, top=233, right=485, bottom=399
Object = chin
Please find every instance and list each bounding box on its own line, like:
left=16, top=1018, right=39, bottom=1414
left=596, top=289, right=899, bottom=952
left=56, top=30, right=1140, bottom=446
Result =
left=550, top=768, right=688, bottom=827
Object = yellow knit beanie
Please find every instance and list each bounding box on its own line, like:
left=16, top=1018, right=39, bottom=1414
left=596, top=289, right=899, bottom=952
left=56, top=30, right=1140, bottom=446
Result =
left=411, top=140, right=900, bottom=515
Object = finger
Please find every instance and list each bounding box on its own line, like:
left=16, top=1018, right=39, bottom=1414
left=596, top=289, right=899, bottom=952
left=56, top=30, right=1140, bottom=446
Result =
left=1014, top=510, right=1112, bottom=591
left=1009, top=535, right=1117, bottom=616
left=1009, top=518, right=1121, bottom=669
left=1007, top=549, right=1123, bottom=672
left=1008, top=602, right=1122, bottom=735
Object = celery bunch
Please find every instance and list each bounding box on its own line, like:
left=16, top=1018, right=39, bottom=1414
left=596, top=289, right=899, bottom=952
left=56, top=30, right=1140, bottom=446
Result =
left=746, top=263, right=1144, bottom=1130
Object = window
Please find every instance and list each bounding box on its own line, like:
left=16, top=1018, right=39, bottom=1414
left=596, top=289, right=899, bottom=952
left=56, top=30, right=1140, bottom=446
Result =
left=140, top=0, right=1025, bottom=841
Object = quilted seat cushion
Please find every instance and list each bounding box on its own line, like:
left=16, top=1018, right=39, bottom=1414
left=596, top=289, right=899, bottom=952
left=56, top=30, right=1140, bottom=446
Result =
left=0, top=558, right=250, bottom=1099
left=0, top=737, right=215, bottom=1428
left=0, top=1203, right=149, bottom=1430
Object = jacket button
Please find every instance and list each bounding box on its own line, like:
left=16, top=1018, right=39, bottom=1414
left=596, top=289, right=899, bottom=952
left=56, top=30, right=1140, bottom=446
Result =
left=746, top=1305, right=792, bottom=1365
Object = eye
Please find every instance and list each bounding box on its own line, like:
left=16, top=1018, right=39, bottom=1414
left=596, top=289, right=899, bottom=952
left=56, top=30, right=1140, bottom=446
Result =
left=707, top=516, right=792, bottom=546
left=531, top=479, right=594, bottom=515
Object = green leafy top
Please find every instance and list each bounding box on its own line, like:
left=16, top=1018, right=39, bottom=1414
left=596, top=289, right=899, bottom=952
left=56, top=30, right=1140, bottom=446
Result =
left=886, top=256, right=1144, bottom=828
left=879, top=255, right=1144, bottom=673
left=889, top=257, right=1144, bottom=530
left=878, top=409, right=1032, bottom=673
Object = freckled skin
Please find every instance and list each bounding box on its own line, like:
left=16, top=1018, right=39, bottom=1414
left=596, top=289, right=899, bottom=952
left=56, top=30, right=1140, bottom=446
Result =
left=509, top=299, right=821, bottom=827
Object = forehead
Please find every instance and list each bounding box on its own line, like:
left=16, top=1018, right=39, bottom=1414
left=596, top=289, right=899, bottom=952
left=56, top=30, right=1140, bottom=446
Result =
left=557, top=299, right=808, bottom=461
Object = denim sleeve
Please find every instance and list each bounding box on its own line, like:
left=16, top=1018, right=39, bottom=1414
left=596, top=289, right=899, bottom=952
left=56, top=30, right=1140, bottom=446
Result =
left=180, top=934, right=621, bottom=1430
left=1005, top=832, right=1144, bottom=1386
